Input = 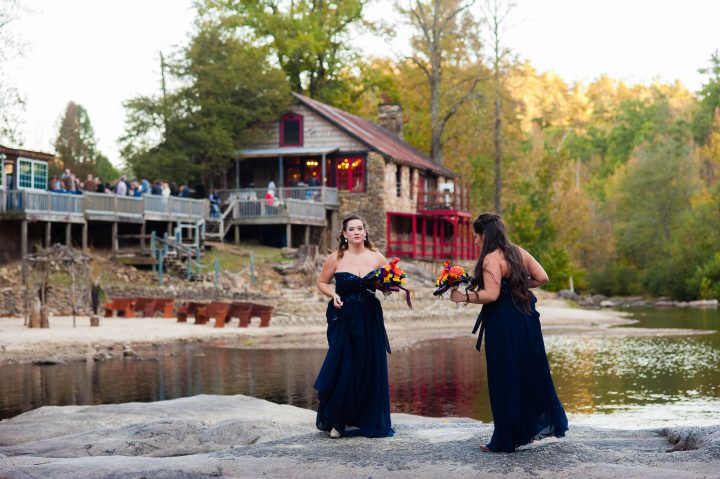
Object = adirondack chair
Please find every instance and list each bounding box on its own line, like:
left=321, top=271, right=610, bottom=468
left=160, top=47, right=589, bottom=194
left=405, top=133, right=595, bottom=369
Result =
left=195, top=301, right=231, bottom=327
left=103, top=298, right=136, bottom=318
left=176, top=301, right=206, bottom=323
left=133, top=298, right=156, bottom=317
left=151, top=298, right=175, bottom=318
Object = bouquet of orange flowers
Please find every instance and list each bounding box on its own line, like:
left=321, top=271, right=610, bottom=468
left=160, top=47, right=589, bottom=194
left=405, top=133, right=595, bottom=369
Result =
left=366, top=257, right=412, bottom=308
left=433, top=261, right=472, bottom=296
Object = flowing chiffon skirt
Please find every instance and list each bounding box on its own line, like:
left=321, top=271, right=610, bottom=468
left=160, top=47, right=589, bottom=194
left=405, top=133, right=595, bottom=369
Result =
left=473, top=279, right=568, bottom=452
left=314, top=272, right=394, bottom=437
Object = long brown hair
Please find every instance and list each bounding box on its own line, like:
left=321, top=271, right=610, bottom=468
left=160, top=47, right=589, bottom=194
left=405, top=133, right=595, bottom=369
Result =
left=468, top=213, right=533, bottom=312
left=336, top=214, right=377, bottom=259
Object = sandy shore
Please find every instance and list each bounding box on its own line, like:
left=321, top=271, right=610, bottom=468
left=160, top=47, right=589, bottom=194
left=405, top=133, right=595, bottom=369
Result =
left=0, top=291, right=710, bottom=365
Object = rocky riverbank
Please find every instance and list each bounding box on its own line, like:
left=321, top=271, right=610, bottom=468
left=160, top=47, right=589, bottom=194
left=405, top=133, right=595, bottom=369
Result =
left=0, top=395, right=718, bottom=478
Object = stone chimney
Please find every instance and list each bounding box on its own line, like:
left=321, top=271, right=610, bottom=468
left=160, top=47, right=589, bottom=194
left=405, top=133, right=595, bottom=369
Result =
left=378, top=104, right=403, bottom=140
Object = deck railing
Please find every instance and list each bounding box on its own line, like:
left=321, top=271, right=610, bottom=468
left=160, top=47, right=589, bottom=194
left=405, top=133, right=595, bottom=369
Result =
left=232, top=198, right=326, bottom=221
left=2, top=190, right=84, bottom=216
left=218, top=186, right=339, bottom=207
left=1, top=190, right=206, bottom=221
left=417, top=190, right=470, bottom=212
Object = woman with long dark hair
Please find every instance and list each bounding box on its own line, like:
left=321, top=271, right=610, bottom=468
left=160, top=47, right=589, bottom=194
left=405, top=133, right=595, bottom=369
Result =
left=314, top=214, right=394, bottom=439
left=451, top=213, right=568, bottom=452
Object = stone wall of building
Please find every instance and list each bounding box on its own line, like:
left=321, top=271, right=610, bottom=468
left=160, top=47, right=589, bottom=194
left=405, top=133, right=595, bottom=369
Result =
left=337, top=152, right=388, bottom=253
left=383, top=164, right=418, bottom=214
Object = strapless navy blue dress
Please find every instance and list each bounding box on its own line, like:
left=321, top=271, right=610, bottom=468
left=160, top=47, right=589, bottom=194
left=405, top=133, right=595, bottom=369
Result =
left=473, top=279, right=568, bottom=452
left=314, top=271, right=394, bottom=437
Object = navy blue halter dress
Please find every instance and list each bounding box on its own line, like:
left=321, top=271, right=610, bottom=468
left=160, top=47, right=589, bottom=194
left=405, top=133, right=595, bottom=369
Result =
left=473, top=278, right=568, bottom=452
left=314, top=271, right=394, bottom=437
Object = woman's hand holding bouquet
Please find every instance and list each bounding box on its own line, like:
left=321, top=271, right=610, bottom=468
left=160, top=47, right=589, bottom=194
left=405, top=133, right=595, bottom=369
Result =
left=433, top=261, right=473, bottom=309
left=366, top=257, right=412, bottom=308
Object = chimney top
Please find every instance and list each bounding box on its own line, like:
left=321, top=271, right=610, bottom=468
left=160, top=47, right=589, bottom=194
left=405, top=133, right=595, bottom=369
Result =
left=378, top=103, right=403, bottom=141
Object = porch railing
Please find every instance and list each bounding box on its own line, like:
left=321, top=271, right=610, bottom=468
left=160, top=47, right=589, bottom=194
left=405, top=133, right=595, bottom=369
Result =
left=217, top=186, right=338, bottom=207
left=417, top=190, right=470, bottom=212
left=144, top=195, right=206, bottom=219
left=232, top=198, right=326, bottom=221
left=1, top=189, right=206, bottom=221
left=2, top=190, right=84, bottom=216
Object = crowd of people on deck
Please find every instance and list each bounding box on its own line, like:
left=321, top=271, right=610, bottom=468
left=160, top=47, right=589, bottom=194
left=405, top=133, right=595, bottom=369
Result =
left=47, top=169, right=192, bottom=199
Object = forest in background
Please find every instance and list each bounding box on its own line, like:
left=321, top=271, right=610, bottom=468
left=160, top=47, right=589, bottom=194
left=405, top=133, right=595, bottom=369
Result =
left=119, top=0, right=720, bottom=300
left=4, top=1, right=719, bottom=300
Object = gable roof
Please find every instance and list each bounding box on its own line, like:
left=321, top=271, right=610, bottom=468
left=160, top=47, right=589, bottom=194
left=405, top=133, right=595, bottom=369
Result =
left=293, top=93, right=455, bottom=178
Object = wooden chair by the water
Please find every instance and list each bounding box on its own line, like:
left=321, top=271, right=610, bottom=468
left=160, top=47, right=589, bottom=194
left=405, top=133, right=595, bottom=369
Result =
left=195, top=301, right=231, bottom=327
left=103, top=298, right=136, bottom=318
left=176, top=301, right=205, bottom=323
left=228, top=302, right=253, bottom=327
left=133, top=298, right=156, bottom=317
left=232, top=302, right=273, bottom=327
left=151, top=298, right=175, bottom=318
left=250, top=303, right=273, bottom=327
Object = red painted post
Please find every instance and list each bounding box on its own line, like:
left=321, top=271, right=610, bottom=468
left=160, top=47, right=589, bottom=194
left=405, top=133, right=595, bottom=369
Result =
left=411, top=215, right=417, bottom=259
left=421, top=216, right=427, bottom=259
left=386, top=213, right=392, bottom=257
left=451, top=217, right=458, bottom=260
left=432, top=219, right=438, bottom=260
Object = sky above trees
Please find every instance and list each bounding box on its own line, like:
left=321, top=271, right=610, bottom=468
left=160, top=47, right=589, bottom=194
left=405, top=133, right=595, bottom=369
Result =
left=6, top=0, right=720, bottom=163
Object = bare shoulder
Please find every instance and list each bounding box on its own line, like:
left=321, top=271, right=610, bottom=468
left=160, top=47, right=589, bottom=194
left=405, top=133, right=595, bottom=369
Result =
left=483, top=250, right=503, bottom=265
left=374, top=250, right=388, bottom=267
left=324, top=251, right=340, bottom=267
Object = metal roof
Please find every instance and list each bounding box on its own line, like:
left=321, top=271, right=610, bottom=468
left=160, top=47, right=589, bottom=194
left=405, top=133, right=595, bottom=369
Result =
left=292, top=93, right=455, bottom=178
left=237, top=146, right=338, bottom=158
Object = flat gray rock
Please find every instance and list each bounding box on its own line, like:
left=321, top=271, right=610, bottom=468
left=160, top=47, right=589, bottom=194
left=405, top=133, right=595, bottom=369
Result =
left=0, top=395, right=718, bottom=478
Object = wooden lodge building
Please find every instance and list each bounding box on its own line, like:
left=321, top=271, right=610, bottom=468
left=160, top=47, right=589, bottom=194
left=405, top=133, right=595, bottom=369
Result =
left=0, top=94, right=477, bottom=271
left=215, top=93, right=478, bottom=260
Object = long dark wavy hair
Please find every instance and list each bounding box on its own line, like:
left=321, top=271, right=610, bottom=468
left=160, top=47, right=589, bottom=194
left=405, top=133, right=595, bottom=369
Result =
left=336, top=214, right=377, bottom=259
left=468, top=213, right=533, bottom=312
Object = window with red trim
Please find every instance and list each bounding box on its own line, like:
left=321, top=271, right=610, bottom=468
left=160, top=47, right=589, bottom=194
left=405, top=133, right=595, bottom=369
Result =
left=280, top=113, right=303, bottom=146
left=336, top=156, right=365, bottom=192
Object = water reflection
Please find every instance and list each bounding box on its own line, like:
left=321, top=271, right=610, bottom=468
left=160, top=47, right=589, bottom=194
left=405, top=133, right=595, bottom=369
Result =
left=1, top=307, right=719, bottom=427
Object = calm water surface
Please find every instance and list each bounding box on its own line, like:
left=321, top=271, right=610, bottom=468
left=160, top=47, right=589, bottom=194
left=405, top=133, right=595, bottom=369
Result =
left=1, top=307, right=719, bottom=427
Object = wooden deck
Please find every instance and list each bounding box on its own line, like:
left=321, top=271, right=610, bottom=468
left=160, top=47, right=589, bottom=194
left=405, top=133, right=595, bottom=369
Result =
left=0, top=189, right=207, bottom=223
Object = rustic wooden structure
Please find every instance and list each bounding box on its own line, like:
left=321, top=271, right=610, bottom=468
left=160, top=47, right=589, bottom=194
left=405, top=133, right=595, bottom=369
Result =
left=214, top=94, right=478, bottom=260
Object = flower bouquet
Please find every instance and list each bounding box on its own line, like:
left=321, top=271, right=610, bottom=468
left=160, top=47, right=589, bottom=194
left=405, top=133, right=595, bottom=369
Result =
left=433, top=261, right=473, bottom=296
left=366, top=257, right=412, bottom=308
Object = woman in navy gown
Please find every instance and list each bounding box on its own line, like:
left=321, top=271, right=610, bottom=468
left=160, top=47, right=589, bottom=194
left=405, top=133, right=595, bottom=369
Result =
left=451, top=213, right=568, bottom=452
left=314, top=214, right=394, bottom=439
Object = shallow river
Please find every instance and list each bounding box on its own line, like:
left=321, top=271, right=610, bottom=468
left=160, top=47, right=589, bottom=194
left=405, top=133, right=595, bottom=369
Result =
left=1, top=307, right=719, bottom=427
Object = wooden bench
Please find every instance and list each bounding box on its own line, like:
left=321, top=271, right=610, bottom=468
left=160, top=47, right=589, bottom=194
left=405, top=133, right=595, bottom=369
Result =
left=196, top=301, right=231, bottom=327
left=133, top=298, right=157, bottom=317
left=151, top=298, right=175, bottom=318
left=176, top=301, right=206, bottom=323
left=228, top=302, right=253, bottom=327
left=103, top=298, right=136, bottom=318
left=233, top=302, right=273, bottom=327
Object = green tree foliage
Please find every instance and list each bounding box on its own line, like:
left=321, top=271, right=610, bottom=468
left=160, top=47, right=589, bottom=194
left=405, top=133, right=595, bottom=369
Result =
left=120, top=22, right=291, bottom=187
left=692, top=50, right=720, bottom=145
left=54, top=102, right=117, bottom=180
left=199, top=0, right=369, bottom=105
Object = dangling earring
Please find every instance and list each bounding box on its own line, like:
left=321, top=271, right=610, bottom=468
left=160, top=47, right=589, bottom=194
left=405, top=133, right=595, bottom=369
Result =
left=343, top=237, right=348, bottom=244
left=365, top=235, right=369, bottom=242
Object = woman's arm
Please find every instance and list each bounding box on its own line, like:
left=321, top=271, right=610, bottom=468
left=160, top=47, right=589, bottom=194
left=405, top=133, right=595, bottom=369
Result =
left=450, top=254, right=502, bottom=304
left=521, top=247, right=549, bottom=288
left=317, top=253, right=343, bottom=309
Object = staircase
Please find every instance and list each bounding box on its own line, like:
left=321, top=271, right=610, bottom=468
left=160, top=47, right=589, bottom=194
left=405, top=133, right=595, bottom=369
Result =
left=205, top=197, right=237, bottom=241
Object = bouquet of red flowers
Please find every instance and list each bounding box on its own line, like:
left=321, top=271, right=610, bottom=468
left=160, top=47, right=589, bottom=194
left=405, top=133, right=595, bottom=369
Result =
left=433, top=261, right=472, bottom=296
left=366, top=257, right=412, bottom=308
